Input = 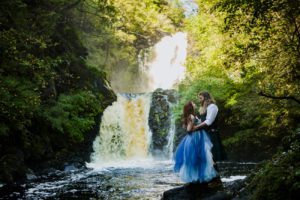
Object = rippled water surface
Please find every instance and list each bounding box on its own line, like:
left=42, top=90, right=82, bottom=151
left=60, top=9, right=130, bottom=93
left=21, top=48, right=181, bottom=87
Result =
left=0, top=160, right=256, bottom=200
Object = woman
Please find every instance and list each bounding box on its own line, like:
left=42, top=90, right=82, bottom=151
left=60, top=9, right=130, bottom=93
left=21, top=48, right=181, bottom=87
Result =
left=173, top=101, right=218, bottom=184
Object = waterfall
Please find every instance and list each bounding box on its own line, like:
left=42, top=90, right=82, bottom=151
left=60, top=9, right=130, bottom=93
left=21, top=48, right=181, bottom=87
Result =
left=88, top=32, right=187, bottom=167
left=146, top=32, right=187, bottom=90
left=164, top=113, right=176, bottom=159
left=88, top=93, right=152, bottom=166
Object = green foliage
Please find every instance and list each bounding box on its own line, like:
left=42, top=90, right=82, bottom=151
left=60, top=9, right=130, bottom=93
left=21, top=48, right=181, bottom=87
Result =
left=174, top=76, right=234, bottom=119
left=176, top=0, right=300, bottom=162
left=223, top=129, right=258, bottom=148
left=223, top=129, right=277, bottom=161
left=245, top=131, right=300, bottom=199
left=173, top=2, right=235, bottom=121
left=78, top=0, right=185, bottom=92
left=40, top=91, right=103, bottom=142
left=0, top=76, right=40, bottom=136
left=0, top=0, right=115, bottom=182
left=110, top=0, right=183, bottom=47
left=214, top=0, right=300, bottom=100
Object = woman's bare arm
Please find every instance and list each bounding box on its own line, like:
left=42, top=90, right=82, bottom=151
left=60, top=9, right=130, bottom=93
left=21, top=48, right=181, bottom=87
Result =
left=187, top=115, right=194, bottom=132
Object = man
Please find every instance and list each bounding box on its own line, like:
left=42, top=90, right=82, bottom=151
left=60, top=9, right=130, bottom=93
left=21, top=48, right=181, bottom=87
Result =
left=193, top=91, right=227, bottom=186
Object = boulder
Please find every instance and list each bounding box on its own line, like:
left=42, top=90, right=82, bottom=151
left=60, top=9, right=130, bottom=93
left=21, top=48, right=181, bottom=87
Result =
left=148, top=88, right=178, bottom=156
left=162, top=183, right=232, bottom=200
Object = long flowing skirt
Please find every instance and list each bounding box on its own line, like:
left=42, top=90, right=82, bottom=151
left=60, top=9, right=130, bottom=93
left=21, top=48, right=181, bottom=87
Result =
left=173, top=130, right=218, bottom=183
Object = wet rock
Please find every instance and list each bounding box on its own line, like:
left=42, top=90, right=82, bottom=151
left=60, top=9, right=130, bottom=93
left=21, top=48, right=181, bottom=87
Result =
left=25, top=174, right=37, bottom=181
left=149, top=88, right=178, bottom=156
left=162, top=184, right=232, bottom=200
left=64, top=164, right=77, bottom=172
left=162, top=168, right=253, bottom=200
left=38, top=167, right=57, bottom=175
left=0, top=183, right=25, bottom=199
left=223, top=179, right=246, bottom=196
left=164, top=89, right=179, bottom=104
left=25, top=169, right=37, bottom=181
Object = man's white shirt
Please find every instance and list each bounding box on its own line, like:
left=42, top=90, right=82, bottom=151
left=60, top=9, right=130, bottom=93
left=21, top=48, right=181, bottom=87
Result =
left=204, top=104, right=218, bottom=126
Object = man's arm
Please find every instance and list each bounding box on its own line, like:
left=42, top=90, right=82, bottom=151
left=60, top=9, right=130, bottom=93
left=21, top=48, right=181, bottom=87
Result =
left=204, top=104, right=218, bottom=126
left=193, top=121, right=206, bottom=130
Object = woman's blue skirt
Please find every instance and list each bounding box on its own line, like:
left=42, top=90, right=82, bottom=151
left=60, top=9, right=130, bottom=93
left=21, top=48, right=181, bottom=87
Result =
left=173, top=130, right=218, bottom=183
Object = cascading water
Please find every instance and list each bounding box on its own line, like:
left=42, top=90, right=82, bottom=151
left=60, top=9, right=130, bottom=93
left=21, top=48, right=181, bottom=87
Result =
left=88, top=93, right=152, bottom=167
left=146, top=32, right=187, bottom=91
left=88, top=32, right=187, bottom=167
left=164, top=113, right=176, bottom=159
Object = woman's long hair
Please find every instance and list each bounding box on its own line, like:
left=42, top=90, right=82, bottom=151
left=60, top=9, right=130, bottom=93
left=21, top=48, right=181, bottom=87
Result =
left=198, top=91, right=215, bottom=114
left=182, top=101, right=195, bottom=128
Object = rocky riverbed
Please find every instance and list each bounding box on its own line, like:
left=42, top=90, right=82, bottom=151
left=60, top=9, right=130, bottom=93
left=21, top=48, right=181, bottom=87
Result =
left=0, top=160, right=256, bottom=200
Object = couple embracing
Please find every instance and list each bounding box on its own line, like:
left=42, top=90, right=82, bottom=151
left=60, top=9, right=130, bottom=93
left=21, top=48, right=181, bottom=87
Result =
left=174, top=91, right=226, bottom=188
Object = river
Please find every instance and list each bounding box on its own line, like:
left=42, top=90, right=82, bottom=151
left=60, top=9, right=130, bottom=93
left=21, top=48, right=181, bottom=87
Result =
left=0, top=160, right=256, bottom=199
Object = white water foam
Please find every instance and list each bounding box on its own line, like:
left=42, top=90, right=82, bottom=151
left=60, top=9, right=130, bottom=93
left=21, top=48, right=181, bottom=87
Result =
left=221, top=175, right=247, bottom=182
left=87, top=158, right=174, bottom=171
